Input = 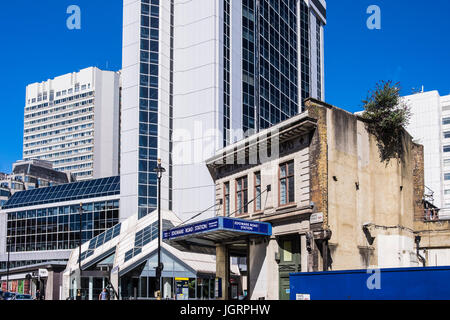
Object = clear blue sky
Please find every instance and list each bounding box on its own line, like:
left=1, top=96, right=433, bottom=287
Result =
left=0, top=0, right=449, bottom=172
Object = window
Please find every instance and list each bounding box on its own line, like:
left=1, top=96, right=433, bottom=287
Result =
left=444, top=146, right=450, bottom=153
left=282, top=240, right=293, bottom=262
left=279, top=160, right=295, bottom=206
left=235, top=176, right=248, bottom=215
left=445, top=159, right=450, bottom=167
left=254, top=172, right=262, bottom=212
left=224, top=182, right=230, bottom=216
left=443, top=117, right=450, bottom=125
left=445, top=132, right=450, bottom=139
left=445, top=173, right=450, bottom=181
left=445, top=189, right=450, bottom=195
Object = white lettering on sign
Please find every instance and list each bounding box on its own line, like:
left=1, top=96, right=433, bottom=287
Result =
left=296, top=294, right=311, bottom=300
left=234, top=221, right=258, bottom=231
left=38, top=269, right=48, bottom=278
left=171, top=229, right=184, bottom=236
left=195, top=224, right=208, bottom=231
left=310, top=212, right=324, bottom=224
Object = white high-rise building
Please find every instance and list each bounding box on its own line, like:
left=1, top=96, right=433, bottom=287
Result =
left=405, top=90, right=450, bottom=218
left=121, top=0, right=327, bottom=221
left=23, top=67, right=121, bottom=180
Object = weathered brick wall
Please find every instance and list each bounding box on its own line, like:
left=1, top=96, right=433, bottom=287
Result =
left=412, top=143, right=425, bottom=221
left=305, top=99, right=329, bottom=230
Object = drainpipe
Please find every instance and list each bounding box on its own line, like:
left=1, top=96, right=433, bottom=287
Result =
left=415, top=236, right=426, bottom=267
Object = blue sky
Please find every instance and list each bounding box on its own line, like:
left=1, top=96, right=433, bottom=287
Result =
left=0, top=0, right=449, bottom=172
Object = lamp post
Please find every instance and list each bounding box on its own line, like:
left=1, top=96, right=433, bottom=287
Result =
left=6, top=238, right=11, bottom=292
left=78, top=203, right=83, bottom=300
left=153, top=159, right=166, bottom=299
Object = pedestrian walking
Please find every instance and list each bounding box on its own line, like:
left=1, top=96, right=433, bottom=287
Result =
left=99, top=288, right=110, bottom=300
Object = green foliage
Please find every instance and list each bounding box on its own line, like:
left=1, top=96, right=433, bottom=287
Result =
left=361, top=81, right=411, bottom=164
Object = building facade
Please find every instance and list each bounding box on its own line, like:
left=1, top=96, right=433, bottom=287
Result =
left=404, top=91, right=450, bottom=218
left=0, top=176, right=120, bottom=298
left=23, top=67, right=121, bottom=181
left=121, top=0, right=327, bottom=223
left=205, top=99, right=426, bottom=300
left=0, top=159, right=72, bottom=207
left=61, top=210, right=230, bottom=300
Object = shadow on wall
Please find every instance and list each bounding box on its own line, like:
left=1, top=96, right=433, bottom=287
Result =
left=249, top=240, right=267, bottom=299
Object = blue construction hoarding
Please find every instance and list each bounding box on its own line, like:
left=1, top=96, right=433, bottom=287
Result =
left=290, top=266, right=450, bottom=300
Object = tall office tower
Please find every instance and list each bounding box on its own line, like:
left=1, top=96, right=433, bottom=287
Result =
left=122, top=0, right=326, bottom=221
left=404, top=91, right=450, bottom=219
left=23, top=67, right=121, bottom=181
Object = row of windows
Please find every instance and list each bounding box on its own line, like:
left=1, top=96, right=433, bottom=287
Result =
left=139, top=0, right=160, bottom=219
left=79, top=222, right=122, bottom=262
left=27, top=84, right=91, bottom=106
left=25, top=97, right=94, bottom=122
left=141, top=2, right=159, bottom=17
left=24, top=138, right=93, bottom=156
left=53, top=91, right=94, bottom=107
left=124, top=220, right=159, bottom=262
left=223, top=160, right=295, bottom=216
left=29, top=146, right=93, bottom=161
left=24, top=123, right=94, bottom=142
left=223, top=0, right=231, bottom=147
left=24, top=115, right=93, bottom=135
left=242, top=0, right=256, bottom=132
left=316, top=19, right=322, bottom=99
left=24, top=102, right=49, bottom=113
left=258, top=0, right=299, bottom=128
left=24, top=130, right=93, bottom=149
left=6, top=200, right=119, bottom=252
left=56, top=162, right=93, bottom=173
left=24, top=103, right=93, bottom=127
left=300, top=0, right=310, bottom=108
left=55, top=83, right=90, bottom=98
left=3, top=177, right=120, bottom=209
left=73, top=171, right=93, bottom=178
left=0, top=260, right=66, bottom=271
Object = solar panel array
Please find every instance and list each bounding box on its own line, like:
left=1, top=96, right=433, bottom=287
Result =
left=124, top=219, right=175, bottom=263
left=79, top=223, right=122, bottom=263
left=3, top=176, right=120, bottom=209
left=124, top=221, right=158, bottom=263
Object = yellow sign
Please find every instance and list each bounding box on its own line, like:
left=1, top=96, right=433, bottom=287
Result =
left=175, top=278, right=189, bottom=281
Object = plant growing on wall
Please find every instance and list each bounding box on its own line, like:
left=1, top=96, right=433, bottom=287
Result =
left=361, top=81, right=411, bottom=164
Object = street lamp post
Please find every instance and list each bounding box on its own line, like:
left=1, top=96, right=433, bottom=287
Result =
left=153, top=159, right=166, bottom=299
left=6, top=238, right=11, bottom=292
left=78, top=203, right=83, bottom=300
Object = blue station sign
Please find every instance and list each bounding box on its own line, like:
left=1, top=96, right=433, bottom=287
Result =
left=163, top=216, right=272, bottom=241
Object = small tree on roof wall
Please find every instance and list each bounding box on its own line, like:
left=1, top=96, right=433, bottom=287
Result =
left=361, top=81, right=411, bottom=164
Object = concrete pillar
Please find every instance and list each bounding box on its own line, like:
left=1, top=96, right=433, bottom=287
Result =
left=89, top=277, right=93, bottom=300
left=216, top=244, right=229, bottom=300
left=110, top=267, right=120, bottom=300
left=45, top=271, right=53, bottom=300
left=300, top=234, right=308, bottom=272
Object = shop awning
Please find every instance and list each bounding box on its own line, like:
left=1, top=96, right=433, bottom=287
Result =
left=163, top=216, right=272, bottom=254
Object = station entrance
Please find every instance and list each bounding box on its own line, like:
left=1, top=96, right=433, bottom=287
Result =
left=163, top=216, right=272, bottom=300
